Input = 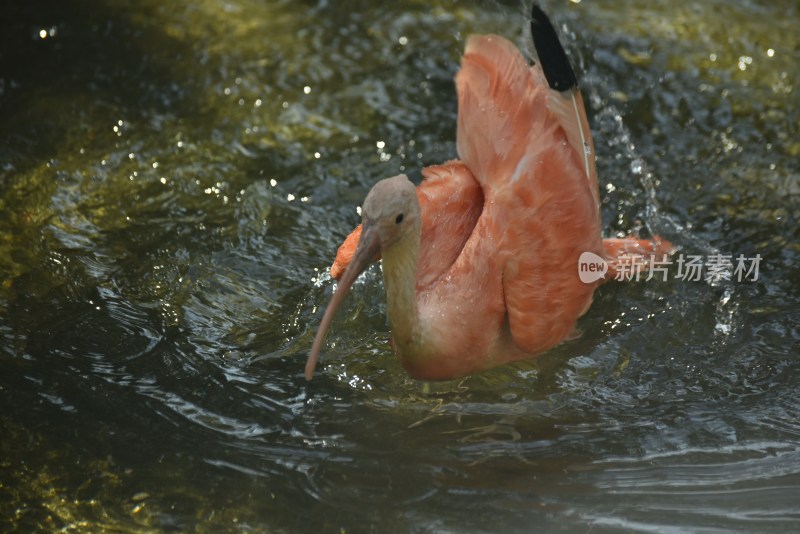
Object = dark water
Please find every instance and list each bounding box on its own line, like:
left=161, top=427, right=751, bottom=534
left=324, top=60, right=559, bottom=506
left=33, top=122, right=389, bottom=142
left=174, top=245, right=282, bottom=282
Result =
left=1, top=0, right=798, bottom=532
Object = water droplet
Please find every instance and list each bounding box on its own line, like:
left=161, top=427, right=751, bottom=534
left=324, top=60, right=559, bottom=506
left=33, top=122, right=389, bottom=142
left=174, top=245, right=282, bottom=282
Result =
left=738, top=55, right=753, bottom=71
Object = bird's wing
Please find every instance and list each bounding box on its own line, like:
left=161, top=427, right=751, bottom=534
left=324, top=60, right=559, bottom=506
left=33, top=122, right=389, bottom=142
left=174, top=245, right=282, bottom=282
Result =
left=530, top=3, right=600, bottom=213
left=414, top=161, right=483, bottom=290
left=453, top=29, right=603, bottom=354
left=544, top=89, right=599, bottom=215
left=455, top=34, right=546, bottom=194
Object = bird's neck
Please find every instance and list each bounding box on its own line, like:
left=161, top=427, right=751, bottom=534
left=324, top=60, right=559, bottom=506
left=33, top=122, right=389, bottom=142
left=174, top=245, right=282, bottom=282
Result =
left=380, top=227, right=421, bottom=351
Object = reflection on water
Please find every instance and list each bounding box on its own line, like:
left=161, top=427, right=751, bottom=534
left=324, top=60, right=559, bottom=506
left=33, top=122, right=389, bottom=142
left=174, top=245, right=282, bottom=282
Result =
left=1, top=0, right=799, bottom=531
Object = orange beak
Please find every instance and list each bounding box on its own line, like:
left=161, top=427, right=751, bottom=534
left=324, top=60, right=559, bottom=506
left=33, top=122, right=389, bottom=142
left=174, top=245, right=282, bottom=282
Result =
left=305, top=223, right=381, bottom=380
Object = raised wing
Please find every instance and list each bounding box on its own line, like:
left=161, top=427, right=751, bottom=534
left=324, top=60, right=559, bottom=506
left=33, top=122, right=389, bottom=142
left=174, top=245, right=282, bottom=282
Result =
left=452, top=11, right=603, bottom=353
left=531, top=3, right=599, bottom=212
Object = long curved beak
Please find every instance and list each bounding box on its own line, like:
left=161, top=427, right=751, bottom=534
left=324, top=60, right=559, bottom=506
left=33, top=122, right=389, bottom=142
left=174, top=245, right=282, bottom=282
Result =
left=305, top=224, right=381, bottom=380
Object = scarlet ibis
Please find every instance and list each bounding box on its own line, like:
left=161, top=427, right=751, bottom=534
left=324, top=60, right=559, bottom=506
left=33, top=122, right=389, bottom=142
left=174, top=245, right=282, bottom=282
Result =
left=305, top=5, right=672, bottom=381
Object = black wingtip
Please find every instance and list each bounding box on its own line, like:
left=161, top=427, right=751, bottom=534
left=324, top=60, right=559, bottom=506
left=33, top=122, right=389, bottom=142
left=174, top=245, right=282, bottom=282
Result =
left=530, top=4, right=578, bottom=92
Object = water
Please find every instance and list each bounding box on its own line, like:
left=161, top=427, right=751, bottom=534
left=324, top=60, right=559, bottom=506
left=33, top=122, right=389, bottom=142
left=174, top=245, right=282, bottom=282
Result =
left=1, top=0, right=799, bottom=532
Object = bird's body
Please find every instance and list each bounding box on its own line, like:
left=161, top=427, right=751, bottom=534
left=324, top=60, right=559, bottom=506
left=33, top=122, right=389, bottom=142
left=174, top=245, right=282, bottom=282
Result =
left=305, top=6, right=671, bottom=381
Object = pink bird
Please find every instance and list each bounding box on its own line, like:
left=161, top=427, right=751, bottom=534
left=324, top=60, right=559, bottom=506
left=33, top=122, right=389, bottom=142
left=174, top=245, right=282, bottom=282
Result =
left=306, top=5, right=672, bottom=381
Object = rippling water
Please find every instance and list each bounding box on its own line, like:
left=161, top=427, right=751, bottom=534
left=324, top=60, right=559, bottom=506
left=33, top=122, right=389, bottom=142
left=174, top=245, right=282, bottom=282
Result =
left=1, top=0, right=798, bottom=532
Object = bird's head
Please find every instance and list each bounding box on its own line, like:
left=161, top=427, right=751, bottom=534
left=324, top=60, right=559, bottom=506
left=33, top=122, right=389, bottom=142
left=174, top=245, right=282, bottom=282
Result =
left=360, top=174, right=421, bottom=250
left=305, top=174, right=420, bottom=380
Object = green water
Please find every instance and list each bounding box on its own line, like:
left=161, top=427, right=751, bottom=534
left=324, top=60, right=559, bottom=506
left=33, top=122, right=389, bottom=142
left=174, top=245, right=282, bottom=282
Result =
left=1, top=0, right=798, bottom=532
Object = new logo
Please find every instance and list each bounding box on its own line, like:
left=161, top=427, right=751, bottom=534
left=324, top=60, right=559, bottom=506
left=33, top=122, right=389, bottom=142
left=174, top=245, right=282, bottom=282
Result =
left=578, top=251, right=608, bottom=283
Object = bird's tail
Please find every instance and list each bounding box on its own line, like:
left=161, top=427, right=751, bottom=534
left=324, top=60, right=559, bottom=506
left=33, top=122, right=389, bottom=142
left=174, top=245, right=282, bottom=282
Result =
left=602, top=236, right=676, bottom=282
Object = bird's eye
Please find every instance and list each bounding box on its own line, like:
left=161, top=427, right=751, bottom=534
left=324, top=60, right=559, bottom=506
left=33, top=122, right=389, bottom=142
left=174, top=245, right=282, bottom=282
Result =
left=395, top=213, right=404, bottom=224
